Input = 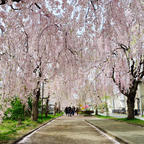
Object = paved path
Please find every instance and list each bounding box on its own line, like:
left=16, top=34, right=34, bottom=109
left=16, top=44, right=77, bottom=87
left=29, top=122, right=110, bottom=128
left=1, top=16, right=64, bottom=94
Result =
left=88, top=119, right=144, bottom=144
left=18, top=116, right=118, bottom=144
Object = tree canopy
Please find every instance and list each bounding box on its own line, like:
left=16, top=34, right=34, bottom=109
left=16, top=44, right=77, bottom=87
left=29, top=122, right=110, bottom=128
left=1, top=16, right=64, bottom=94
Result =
left=0, top=0, right=144, bottom=120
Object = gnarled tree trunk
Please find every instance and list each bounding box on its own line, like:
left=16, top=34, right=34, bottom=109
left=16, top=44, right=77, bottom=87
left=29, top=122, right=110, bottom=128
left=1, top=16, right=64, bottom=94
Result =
left=127, top=95, right=135, bottom=119
left=95, top=105, right=98, bottom=115
left=127, top=81, right=138, bottom=119
left=32, top=87, right=40, bottom=121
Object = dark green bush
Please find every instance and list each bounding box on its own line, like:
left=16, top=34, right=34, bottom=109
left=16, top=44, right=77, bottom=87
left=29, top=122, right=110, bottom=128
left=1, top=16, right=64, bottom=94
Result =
left=80, top=110, right=94, bottom=116
left=4, top=97, right=25, bottom=121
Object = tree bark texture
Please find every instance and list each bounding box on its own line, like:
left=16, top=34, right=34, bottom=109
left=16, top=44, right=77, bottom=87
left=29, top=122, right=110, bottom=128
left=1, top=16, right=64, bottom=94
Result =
left=127, top=95, right=135, bottom=119
left=45, top=99, right=49, bottom=117
left=127, top=81, right=138, bottom=119
left=32, top=87, right=40, bottom=121
left=95, top=108, right=98, bottom=115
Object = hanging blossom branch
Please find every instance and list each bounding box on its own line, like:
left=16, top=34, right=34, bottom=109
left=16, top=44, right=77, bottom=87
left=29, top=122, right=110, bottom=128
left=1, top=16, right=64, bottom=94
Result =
left=111, top=64, right=129, bottom=96
left=112, top=43, right=144, bottom=81
left=110, top=42, right=144, bottom=98
left=0, top=0, right=42, bottom=11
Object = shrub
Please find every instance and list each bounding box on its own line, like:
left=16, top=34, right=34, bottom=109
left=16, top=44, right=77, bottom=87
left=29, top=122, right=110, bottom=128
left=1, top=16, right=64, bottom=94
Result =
left=80, top=110, right=94, bottom=116
left=4, top=97, right=25, bottom=121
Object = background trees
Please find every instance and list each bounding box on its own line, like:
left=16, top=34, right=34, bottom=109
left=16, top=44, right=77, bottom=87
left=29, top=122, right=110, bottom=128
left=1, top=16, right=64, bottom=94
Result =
left=97, top=0, right=144, bottom=119
left=0, top=0, right=143, bottom=120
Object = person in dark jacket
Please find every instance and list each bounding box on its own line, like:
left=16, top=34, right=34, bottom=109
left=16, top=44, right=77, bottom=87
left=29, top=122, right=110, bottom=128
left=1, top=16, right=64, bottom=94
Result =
left=72, top=106, right=75, bottom=116
left=64, top=107, right=68, bottom=116
left=68, top=106, right=72, bottom=117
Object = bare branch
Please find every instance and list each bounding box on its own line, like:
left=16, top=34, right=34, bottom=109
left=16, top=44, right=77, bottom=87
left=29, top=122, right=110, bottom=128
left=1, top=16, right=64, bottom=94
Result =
left=35, top=3, right=41, bottom=9
left=111, top=65, right=129, bottom=96
left=23, top=31, right=29, bottom=53
left=118, top=43, right=129, bottom=51
left=12, top=0, right=21, bottom=2
left=85, top=7, right=90, bottom=23
left=90, top=0, right=96, bottom=11
left=111, top=66, right=116, bottom=83
left=0, top=0, right=7, bottom=5
left=10, top=4, right=21, bottom=10
left=0, top=0, right=21, bottom=5
left=139, top=61, right=144, bottom=79
left=131, top=58, right=136, bottom=78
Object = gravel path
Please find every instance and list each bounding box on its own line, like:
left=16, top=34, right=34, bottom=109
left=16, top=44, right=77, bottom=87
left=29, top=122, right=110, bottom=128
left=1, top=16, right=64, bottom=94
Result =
left=18, top=116, right=118, bottom=144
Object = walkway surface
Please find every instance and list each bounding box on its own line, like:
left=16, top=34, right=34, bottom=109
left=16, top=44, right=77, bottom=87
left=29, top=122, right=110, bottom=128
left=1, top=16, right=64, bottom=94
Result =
left=87, top=119, right=144, bottom=144
left=17, top=116, right=118, bottom=144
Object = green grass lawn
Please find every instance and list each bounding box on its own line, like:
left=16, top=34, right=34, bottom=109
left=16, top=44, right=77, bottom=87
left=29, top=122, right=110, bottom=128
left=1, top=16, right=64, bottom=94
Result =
left=0, top=113, right=63, bottom=144
left=95, top=114, right=144, bottom=127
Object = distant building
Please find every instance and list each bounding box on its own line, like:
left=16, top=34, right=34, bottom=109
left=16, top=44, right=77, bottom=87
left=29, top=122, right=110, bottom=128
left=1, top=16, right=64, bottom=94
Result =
left=137, top=82, right=144, bottom=115
left=107, top=94, right=126, bottom=114
left=106, top=82, right=144, bottom=116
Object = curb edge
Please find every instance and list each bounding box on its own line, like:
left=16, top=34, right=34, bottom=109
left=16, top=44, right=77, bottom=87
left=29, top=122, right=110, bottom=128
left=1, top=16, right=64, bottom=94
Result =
left=13, top=115, right=63, bottom=144
left=85, top=120, right=129, bottom=144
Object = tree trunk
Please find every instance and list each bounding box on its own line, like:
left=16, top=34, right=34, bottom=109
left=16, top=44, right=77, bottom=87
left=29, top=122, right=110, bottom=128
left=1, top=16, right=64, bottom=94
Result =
left=58, top=101, right=61, bottom=113
left=95, top=105, right=98, bottom=115
left=95, top=108, right=98, bottom=115
left=32, top=88, right=40, bottom=121
left=127, top=95, right=135, bottom=119
left=54, top=102, right=57, bottom=115
left=45, top=99, right=49, bottom=118
left=126, top=81, right=139, bottom=119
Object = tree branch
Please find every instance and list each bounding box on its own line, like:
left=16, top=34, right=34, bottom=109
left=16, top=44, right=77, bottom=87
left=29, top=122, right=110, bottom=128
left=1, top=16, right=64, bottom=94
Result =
left=35, top=3, right=41, bottom=9
left=111, top=66, right=116, bottom=83
left=10, top=4, right=21, bottom=10
left=111, top=65, right=129, bottom=96
left=90, top=0, right=96, bottom=11
left=0, top=0, right=21, bottom=5
left=0, top=0, right=7, bottom=5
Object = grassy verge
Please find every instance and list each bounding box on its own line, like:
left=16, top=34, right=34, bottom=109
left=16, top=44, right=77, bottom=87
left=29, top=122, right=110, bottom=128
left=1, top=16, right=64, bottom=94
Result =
left=95, top=114, right=144, bottom=127
left=95, top=115, right=116, bottom=119
left=0, top=113, right=63, bottom=144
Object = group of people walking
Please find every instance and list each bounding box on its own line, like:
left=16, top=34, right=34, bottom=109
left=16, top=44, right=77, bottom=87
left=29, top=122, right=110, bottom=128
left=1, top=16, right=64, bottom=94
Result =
left=64, top=106, right=79, bottom=116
